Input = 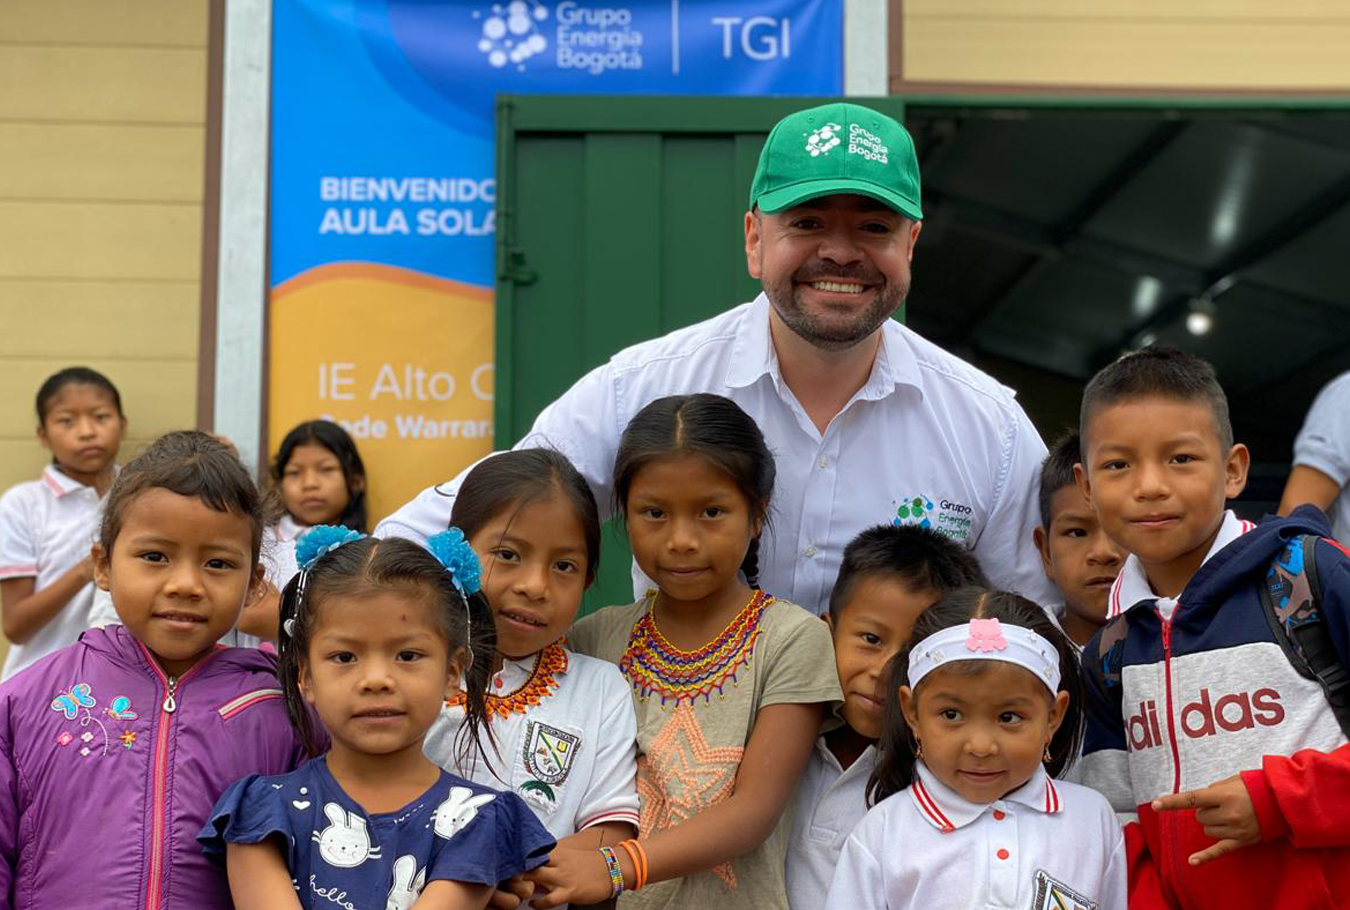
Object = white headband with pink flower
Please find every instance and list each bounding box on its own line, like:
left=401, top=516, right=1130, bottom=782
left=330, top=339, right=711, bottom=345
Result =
left=906, top=618, right=1061, bottom=694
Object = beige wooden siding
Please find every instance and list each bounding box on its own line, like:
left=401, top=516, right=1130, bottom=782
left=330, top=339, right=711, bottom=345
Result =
left=898, top=0, right=1350, bottom=91
left=0, top=1, right=207, bottom=494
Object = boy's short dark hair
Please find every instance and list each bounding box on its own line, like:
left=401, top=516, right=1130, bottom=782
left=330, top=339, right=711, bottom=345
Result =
left=1039, top=431, right=1080, bottom=530
left=828, top=524, right=989, bottom=617
left=1079, top=346, right=1232, bottom=455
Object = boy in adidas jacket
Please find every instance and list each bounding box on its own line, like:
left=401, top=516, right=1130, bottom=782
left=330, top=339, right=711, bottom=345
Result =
left=1075, top=347, right=1350, bottom=910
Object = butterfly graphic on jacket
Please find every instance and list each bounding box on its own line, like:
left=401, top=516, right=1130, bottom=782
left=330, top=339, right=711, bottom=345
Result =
left=51, top=684, right=96, bottom=719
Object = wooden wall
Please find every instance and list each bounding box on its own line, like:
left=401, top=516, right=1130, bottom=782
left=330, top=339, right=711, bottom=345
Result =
left=895, top=0, right=1350, bottom=92
left=0, top=1, right=207, bottom=494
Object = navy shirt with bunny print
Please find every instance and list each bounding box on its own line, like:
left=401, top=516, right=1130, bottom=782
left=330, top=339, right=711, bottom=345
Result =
left=199, top=757, right=555, bottom=909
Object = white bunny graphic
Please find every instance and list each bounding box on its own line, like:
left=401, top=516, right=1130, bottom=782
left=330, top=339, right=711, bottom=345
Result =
left=313, top=801, right=381, bottom=868
left=433, top=787, right=495, bottom=840
left=386, top=855, right=426, bottom=910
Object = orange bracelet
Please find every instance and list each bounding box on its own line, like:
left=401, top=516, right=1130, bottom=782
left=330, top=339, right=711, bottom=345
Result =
left=618, top=839, right=647, bottom=891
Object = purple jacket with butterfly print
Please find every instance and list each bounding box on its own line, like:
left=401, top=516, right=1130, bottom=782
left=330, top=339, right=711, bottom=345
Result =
left=0, top=624, right=308, bottom=910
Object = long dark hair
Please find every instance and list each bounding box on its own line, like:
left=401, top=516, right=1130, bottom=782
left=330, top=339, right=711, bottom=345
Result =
left=612, top=394, right=774, bottom=587
left=868, top=587, right=1084, bottom=806
left=451, top=448, right=601, bottom=585
left=99, top=431, right=263, bottom=567
left=276, top=536, right=497, bottom=761
left=271, top=420, right=368, bottom=532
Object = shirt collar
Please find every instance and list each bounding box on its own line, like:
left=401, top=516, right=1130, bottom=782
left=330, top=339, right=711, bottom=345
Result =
left=1107, top=509, right=1255, bottom=618
left=910, top=761, right=1061, bottom=832
left=41, top=464, right=90, bottom=498
left=723, top=293, right=923, bottom=399
left=275, top=513, right=309, bottom=543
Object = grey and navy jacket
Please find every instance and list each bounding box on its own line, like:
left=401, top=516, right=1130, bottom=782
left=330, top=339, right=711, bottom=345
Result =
left=1078, top=506, right=1350, bottom=910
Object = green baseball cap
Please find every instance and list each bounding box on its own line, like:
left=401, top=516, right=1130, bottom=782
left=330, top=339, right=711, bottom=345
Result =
left=749, top=103, right=922, bottom=220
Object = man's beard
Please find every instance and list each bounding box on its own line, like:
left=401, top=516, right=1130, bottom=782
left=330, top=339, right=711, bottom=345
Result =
left=763, top=262, right=908, bottom=352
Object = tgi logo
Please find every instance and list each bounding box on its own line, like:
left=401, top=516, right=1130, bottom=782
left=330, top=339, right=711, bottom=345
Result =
left=711, top=15, right=791, bottom=60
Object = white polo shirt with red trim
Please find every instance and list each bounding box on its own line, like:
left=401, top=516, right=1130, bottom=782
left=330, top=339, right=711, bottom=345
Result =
left=422, top=643, right=639, bottom=844
left=0, top=465, right=107, bottom=680
left=825, top=761, right=1126, bottom=910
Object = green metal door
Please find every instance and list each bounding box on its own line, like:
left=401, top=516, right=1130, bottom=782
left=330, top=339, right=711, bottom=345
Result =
left=495, top=95, right=906, bottom=611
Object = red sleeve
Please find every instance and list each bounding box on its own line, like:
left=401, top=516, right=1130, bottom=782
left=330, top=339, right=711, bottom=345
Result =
left=1241, top=742, right=1350, bottom=848
left=1125, top=819, right=1171, bottom=909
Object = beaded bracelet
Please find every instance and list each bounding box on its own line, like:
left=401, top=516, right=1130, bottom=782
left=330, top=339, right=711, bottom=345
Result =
left=598, top=845, right=625, bottom=898
left=618, top=838, right=648, bottom=892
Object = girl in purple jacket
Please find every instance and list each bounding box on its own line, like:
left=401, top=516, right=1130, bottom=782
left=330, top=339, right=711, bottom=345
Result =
left=0, top=430, right=308, bottom=910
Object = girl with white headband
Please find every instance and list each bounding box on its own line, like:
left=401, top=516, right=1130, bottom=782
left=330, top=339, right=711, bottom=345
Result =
left=824, top=588, right=1126, bottom=910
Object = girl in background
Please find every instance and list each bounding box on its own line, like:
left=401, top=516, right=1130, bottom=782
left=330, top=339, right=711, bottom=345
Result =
left=0, top=431, right=307, bottom=910
left=202, top=527, right=555, bottom=910
left=423, top=449, right=639, bottom=855
left=230, top=419, right=369, bottom=647
left=824, top=588, right=1125, bottom=910
left=0, top=366, right=126, bottom=679
left=532, top=394, right=841, bottom=909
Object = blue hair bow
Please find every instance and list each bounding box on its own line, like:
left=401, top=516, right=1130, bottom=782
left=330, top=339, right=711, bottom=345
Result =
left=428, top=527, right=481, bottom=596
left=295, top=525, right=367, bottom=570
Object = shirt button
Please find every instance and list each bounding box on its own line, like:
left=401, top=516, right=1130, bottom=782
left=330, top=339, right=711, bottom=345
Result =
left=818, top=456, right=828, bottom=469
left=493, top=675, right=504, bottom=689
left=996, top=848, right=1010, bottom=860
left=804, top=546, right=817, bottom=557
left=992, top=810, right=1006, bottom=821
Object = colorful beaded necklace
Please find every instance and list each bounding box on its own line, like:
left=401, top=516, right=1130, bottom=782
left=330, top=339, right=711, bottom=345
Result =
left=620, top=588, right=773, bottom=707
left=446, top=641, right=568, bottom=719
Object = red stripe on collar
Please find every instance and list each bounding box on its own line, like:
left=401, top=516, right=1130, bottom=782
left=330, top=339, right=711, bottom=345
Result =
left=911, top=775, right=955, bottom=831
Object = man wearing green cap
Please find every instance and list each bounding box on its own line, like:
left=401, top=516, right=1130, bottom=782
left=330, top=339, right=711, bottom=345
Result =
left=378, top=102, right=1055, bottom=616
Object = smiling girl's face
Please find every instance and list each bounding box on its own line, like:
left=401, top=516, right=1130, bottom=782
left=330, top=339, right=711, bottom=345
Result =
left=899, top=661, right=1068, bottom=803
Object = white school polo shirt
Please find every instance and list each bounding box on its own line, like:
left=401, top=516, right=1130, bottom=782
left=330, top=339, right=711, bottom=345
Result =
left=0, top=466, right=106, bottom=680
left=377, top=295, right=1055, bottom=615
left=422, top=643, right=640, bottom=841
left=785, top=738, right=875, bottom=910
left=1292, top=370, right=1350, bottom=540
left=825, top=762, right=1126, bottom=910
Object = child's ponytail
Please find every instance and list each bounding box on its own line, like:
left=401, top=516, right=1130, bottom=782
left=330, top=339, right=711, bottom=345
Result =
left=276, top=571, right=322, bottom=757
left=454, top=588, right=498, bottom=770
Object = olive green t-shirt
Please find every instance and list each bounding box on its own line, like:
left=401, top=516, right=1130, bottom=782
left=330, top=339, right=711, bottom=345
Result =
left=568, top=593, right=842, bottom=910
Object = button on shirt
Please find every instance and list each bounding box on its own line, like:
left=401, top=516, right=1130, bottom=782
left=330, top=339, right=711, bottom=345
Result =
left=377, top=295, right=1055, bottom=614
left=785, top=739, right=875, bottom=910
left=825, top=762, right=1126, bottom=910
left=0, top=466, right=107, bottom=680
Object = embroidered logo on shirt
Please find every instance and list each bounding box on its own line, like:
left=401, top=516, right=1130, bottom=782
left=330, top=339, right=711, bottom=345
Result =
left=523, top=720, right=580, bottom=785
left=892, top=494, right=974, bottom=542
left=105, top=695, right=137, bottom=720
left=1032, top=869, right=1098, bottom=910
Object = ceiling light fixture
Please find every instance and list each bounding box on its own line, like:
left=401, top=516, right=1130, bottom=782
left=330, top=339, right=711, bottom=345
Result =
left=1186, top=298, right=1216, bottom=336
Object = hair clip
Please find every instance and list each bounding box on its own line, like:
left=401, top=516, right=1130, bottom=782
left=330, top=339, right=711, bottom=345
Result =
left=966, top=618, right=1007, bottom=653
left=282, top=617, right=296, bottom=638
left=295, top=525, right=366, bottom=571
left=428, top=527, right=482, bottom=596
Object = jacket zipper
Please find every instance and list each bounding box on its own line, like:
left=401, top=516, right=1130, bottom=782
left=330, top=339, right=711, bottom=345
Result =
left=139, top=648, right=210, bottom=910
left=1157, top=607, right=1191, bottom=905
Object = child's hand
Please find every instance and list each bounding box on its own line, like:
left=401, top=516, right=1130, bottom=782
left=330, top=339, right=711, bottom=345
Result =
left=1151, top=773, right=1261, bottom=865
left=487, top=875, right=533, bottom=909
left=524, top=848, right=613, bottom=909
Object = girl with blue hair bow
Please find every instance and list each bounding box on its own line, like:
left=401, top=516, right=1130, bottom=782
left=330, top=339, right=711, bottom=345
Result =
left=200, top=526, right=555, bottom=910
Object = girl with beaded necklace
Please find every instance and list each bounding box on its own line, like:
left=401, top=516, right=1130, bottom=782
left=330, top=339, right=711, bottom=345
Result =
left=529, top=394, right=842, bottom=909
left=421, top=449, right=640, bottom=897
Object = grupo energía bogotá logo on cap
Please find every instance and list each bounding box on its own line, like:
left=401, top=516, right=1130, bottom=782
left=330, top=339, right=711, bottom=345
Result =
left=805, top=123, right=842, bottom=157
left=474, top=1, right=551, bottom=71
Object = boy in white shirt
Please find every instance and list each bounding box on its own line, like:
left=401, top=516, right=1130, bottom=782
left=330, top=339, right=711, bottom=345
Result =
left=785, top=524, right=986, bottom=909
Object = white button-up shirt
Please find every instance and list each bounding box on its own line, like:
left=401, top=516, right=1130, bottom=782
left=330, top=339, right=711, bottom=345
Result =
left=0, top=466, right=106, bottom=679
left=825, top=762, right=1126, bottom=910
left=786, top=739, right=876, bottom=910
left=377, top=295, right=1054, bottom=614
left=1292, top=370, right=1350, bottom=540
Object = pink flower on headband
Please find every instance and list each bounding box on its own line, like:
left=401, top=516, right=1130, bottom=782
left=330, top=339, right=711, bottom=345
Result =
left=966, top=618, right=1007, bottom=652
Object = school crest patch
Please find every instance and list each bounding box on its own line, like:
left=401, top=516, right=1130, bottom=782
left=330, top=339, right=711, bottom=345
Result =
left=1031, top=870, right=1097, bottom=910
left=522, top=721, right=580, bottom=786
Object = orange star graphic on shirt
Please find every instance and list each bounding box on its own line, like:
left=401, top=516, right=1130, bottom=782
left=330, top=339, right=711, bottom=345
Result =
left=637, top=704, right=744, bottom=889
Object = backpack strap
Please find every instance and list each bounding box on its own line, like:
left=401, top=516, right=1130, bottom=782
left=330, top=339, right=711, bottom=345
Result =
left=1260, top=534, right=1350, bottom=739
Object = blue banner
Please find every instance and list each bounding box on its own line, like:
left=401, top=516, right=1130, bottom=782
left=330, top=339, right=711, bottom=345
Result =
left=270, top=0, right=844, bottom=287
